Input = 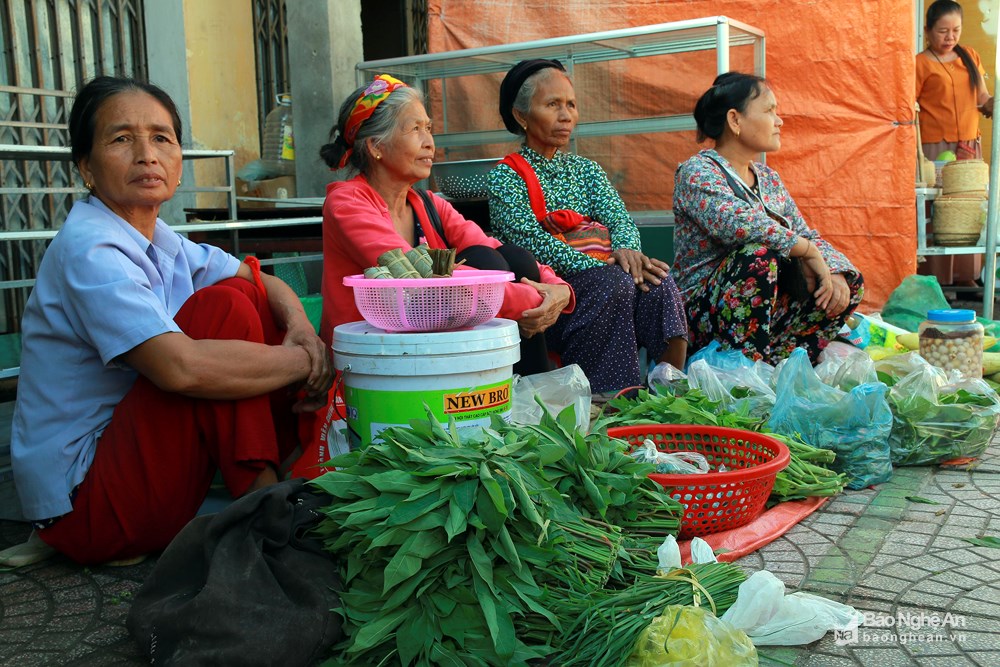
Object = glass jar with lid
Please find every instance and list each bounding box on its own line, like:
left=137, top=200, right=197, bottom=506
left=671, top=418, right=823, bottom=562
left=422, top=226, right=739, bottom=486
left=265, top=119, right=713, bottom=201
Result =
left=917, top=309, right=984, bottom=378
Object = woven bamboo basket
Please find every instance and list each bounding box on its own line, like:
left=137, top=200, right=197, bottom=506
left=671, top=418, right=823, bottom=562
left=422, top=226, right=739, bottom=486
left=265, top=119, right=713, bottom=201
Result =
left=918, top=155, right=937, bottom=187
left=941, top=159, right=988, bottom=196
left=932, top=194, right=987, bottom=246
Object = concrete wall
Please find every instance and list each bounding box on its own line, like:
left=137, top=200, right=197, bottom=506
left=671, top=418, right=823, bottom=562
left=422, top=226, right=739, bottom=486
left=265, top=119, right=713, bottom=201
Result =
left=183, top=0, right=261, bottom=209
left=143, top=0, right=192, bottom=223
left=147, top=0, right=365, bottom=210
left=145, top=0, right=260, bottom=216
left=287, top=0, right=365, bottom=198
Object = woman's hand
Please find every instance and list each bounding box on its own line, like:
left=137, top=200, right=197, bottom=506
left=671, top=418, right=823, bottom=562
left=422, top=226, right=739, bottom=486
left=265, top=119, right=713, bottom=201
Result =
left=980, top=96, right=994, bottom=119
left=282, top=321, right=334, bottom=412
left=798, top=243, right=836, bottom=313
left=821, top=273, right=852, bottom=318
left=517, top=279, right=571, bottom=338
left=607, top=249, right=670, bottom=292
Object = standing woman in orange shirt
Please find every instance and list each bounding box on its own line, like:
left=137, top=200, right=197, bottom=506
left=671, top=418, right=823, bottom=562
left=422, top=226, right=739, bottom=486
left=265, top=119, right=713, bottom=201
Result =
left=916, top=0, right=993, bottom=160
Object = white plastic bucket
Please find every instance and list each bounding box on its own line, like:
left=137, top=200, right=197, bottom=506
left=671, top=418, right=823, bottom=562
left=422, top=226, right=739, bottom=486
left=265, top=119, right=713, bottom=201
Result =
left=332, top=319, right=520, bottom=445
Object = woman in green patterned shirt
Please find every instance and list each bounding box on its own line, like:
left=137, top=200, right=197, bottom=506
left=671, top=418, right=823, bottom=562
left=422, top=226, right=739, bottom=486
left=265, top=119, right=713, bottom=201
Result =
left=487, top=59, right=687, bottom=393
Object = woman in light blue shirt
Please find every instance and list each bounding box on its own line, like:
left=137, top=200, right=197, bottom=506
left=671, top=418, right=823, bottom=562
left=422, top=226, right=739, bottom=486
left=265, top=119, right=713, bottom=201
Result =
left=4, top=76, right=332, bottom=566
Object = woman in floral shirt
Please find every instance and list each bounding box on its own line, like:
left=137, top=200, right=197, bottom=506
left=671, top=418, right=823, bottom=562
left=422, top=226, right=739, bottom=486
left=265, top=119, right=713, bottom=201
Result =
left=673, top=72, right=863, bottom=364
left=488, top=59, right=688, bottom=393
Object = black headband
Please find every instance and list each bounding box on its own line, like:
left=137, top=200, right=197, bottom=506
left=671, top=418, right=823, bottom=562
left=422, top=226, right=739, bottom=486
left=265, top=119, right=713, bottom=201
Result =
left=498, top=59, right=566, bottom=135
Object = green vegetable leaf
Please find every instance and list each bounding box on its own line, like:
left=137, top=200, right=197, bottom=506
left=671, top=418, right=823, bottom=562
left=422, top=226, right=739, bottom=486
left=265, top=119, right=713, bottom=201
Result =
left=453, top=479, right=478, bottom=513
left=385, top=491, right=449, bottom=526
left=961, top=536, right=1000, bottom=548
left=366, top=469, right=432, bottom=496
left=580, top=469, right=610, bottom=518
left=408, top=529, right=446, bottom=559
left=479, top=463, right=508, bottom=519
left=905, top=496, right=941, bottom=505
left=382, top=566, right=430, bottom=611
left=492, top=524, right=522, bottom=571
left=431, top=622, right=470, bottom=662
left=395, top=608, right=435, bottom=666
left=431, top=592, right=458, bottom=617
left=382, top=550, right=422, bottom=593
left=466, top=533, right=496, bottom=594
left=367, top=526, right=407, bottom=551
left=475, top=485, right=506, bottom=533
left=445, top=500, right=468, bottom=542
left=535, top=442, right=568, bottom=465
left=474, top=578, right=516, bottom=659
left=347, top=606, right=412, bottom=653
left=401, top=511, right=448, bottom=532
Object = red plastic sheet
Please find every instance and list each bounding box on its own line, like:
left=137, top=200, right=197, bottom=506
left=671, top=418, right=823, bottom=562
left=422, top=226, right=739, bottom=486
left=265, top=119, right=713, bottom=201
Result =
left=428, top=1, right=917, bottom=308
left=678, top=496, right=830, bottom=563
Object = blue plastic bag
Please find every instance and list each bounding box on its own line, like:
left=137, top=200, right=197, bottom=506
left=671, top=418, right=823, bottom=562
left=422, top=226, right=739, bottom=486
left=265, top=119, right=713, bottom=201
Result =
left=768, top=348, right=894, bottom=489
left=686, top=340, right=755, bottom=372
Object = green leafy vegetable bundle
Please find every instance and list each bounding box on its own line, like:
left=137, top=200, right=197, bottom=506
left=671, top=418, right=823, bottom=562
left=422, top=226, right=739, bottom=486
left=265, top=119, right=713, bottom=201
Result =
left=311, top=407, right=745, bottom=666
left=886, top=366, right=1000, bottom=465
left=594, top=388, right=847, bottom=503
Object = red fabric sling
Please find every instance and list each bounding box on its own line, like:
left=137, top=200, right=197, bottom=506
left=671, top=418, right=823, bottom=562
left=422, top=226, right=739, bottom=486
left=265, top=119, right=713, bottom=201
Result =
left=500, top=153, right=612, bottom=261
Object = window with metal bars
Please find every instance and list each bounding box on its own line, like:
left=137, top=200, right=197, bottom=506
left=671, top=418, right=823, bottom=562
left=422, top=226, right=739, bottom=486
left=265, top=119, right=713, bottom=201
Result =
left=0, top=0, right=146, bottom=333
left=251, top=0, right=290, bottom=154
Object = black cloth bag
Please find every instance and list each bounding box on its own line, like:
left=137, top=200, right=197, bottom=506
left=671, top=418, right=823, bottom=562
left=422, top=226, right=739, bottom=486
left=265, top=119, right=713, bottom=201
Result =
left=126, top=478, right=342, bottom=666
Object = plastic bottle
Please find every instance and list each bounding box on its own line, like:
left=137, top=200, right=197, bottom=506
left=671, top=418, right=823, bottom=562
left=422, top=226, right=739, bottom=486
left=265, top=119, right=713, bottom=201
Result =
left=261, top=93, right=295, bottom=177
left=918, top=309, right=983, bottom=378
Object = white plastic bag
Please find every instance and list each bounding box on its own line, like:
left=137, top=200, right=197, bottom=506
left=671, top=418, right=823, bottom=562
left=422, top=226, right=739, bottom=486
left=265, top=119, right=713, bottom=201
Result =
left=511, top=364, right=591, bottom=433
left=648, top=362, right=689, bottom=395
left=815, top=341, right=867, bottom=384
left=656, top=535, right=718, bottom=572
left=687, top=358, right=776, bottom=419
left=720, top=571, right=863, bottom=645
left=631, top=438, right=711, bottom=474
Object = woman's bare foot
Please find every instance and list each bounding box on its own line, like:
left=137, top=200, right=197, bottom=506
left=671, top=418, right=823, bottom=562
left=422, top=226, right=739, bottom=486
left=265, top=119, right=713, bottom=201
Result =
left=245, top=464, right=279, bottom=495
left=659, top=336, right=688, bottom=371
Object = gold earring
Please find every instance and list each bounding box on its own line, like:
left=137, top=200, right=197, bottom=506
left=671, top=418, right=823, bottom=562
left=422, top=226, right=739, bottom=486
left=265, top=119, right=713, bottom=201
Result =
left=85, top=182, right=93, bottom=190
left=736, top=129, right=741, bottom=137
left=177, top=179, right=182, bottom=186
left=375, top=154, right=382, bottom=160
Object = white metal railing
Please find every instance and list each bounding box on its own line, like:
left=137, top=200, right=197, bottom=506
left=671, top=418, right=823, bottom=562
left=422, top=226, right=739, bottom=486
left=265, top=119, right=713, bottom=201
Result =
left=0, top=144, right=239, bottom=219
left=1, top=144, right=325, bottom=379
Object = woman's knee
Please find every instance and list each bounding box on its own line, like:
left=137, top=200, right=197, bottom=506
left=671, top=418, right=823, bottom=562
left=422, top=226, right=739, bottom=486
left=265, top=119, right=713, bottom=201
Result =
left=496, top=244, right=541, bottom=281
left=456, top=245, right=508, bottom=272
left=582, top=267, right=639, bottom=319
left=176, top=284, right=264, bottom=342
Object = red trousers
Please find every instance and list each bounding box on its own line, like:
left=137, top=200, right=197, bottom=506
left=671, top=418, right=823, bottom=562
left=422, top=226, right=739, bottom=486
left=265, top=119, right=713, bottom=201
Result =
left=39, top=278, right=299, bottom=564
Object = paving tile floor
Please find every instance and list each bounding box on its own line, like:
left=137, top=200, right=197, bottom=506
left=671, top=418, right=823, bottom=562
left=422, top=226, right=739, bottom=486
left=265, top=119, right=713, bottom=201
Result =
left=1, top=435, right=998, bottom=666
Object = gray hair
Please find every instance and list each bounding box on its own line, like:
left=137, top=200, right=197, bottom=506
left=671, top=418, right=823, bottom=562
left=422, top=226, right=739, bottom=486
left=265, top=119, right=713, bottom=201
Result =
left=319, top=84, right=425, bottom=174
left=510, top=68, right=570, bottom=137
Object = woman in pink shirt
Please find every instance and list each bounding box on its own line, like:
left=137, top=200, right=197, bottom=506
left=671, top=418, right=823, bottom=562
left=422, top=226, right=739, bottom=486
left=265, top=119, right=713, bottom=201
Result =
left=318, top=75, right=574, bottom=376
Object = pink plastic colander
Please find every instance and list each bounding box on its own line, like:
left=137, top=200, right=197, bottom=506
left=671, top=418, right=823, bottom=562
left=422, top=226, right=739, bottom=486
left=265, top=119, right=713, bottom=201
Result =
left=343, top=270, right=514, bottom=332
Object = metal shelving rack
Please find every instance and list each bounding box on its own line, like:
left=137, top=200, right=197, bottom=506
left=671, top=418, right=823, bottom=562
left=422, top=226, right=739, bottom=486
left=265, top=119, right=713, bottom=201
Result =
left=356, top=16, right=765, bottom=230
left=914, top=0, right=998, bottom=318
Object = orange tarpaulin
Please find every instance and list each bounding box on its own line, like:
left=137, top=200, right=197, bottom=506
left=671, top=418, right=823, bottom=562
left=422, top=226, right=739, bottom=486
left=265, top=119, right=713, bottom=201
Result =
left=428, top=0, right=917, bottom=309
left=678, top=496, right=830, bottom=564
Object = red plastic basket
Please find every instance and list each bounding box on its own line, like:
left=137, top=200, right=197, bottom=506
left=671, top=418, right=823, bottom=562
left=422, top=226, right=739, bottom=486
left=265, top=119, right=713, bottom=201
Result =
left=607, top=425, right=790, bottom=539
